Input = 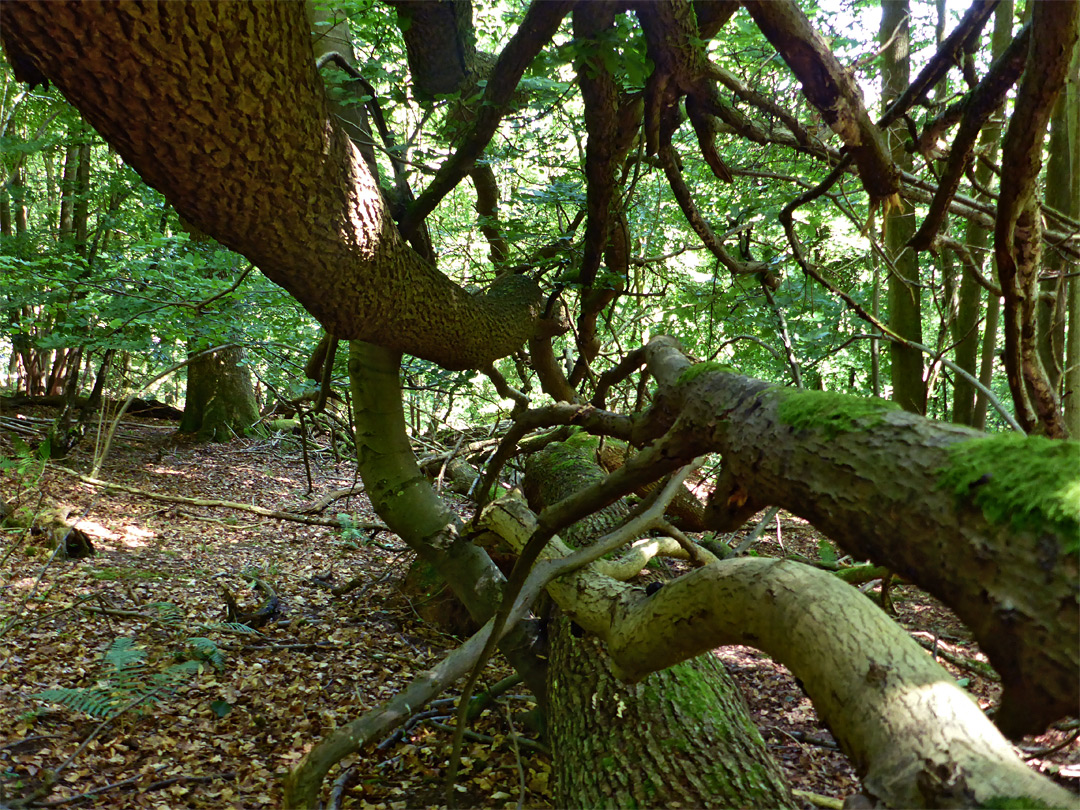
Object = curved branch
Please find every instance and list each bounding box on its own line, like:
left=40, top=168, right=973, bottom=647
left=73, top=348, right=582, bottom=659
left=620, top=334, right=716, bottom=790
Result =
left=483, top=501, right=1071, bottom=808
left=878, top=0, right=999, bottom=129
left=396, top=0, right=573, bottom=238
left=0, top=1, right=539, bottom=369
left=743, top=0, right=899, bottom=203
left=909, top=23, right=1030, bottom=251
left=658, top=144, right=778, bottom=283
left=994, top=1, right=1078, bottom=437
left=638, top=337, right=1078, bottom=737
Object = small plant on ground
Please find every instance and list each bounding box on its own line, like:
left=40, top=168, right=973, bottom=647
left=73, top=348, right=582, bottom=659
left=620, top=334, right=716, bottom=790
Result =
left=336, top=512, right=369, bottom=549
left=33, top=636, right=205, bottom=720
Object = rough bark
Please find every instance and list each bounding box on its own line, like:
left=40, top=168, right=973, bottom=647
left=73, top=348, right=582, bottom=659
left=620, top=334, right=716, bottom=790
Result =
left=1066, top=40, right=1080, bottom=437
left=995, top=0, right=1079, bottom=436
left=548, top=619, right=796, bottom=809
left=483, top=494, right=1073, bottom=808
left=0, top=1, right=543, bottom=370
left=632, top=339, right=1078, bottom=738
left=522, top=436, right=795, bottom=809
left=177, top=346, right=260, bottom=443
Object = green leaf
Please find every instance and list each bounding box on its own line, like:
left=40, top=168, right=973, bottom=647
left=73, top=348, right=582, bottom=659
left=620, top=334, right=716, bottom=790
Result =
left=210, top=700, right=233, bottom=718
left=817, top=538, right=838, bottom=566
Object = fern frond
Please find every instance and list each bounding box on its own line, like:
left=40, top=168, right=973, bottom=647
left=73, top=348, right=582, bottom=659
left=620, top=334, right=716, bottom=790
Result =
left=34, top=687, right=118, bottom=719
left=36, top=635, right=208, bottom=723
left=103, top=637, right=148, bottom=693
left=147, top=602, right=184, bottom=626
left=200, top=621, right=259, bottom=635
left=183, top=637, right=226, bottom=672
left=103, top=637, right=146, bottom=671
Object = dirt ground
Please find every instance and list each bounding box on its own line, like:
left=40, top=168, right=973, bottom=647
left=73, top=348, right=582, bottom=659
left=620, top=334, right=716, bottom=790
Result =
left=1, top=409, right=1077, bottom=808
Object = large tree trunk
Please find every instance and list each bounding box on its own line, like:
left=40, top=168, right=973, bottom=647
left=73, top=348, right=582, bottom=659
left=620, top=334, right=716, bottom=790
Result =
left=0, top=1, right=545, bottom=370
left=177, top=345, right=260, bottom=442
left=523, top=435, right=795, bottom=809
left=548, top=618, right=794, bottom=809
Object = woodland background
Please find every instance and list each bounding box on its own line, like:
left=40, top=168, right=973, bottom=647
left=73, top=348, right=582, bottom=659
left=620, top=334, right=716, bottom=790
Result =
left=0, top=0, right=1077, bottom=808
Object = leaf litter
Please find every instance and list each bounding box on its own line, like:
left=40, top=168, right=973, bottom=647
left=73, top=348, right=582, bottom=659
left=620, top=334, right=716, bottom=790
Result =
left=1, top=410, right=1076, bottom=808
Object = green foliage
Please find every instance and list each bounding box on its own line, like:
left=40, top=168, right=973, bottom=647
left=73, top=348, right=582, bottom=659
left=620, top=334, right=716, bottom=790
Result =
left=200, top=621, right=260, bottom=636
left=937, top=434, right=1080, bottom=552
left=0, top=438, right=50, bottom=499
left=774, top=389, right=901, bottom=438
left=181, top=637, right=227, bottom=672
left=336, top=513, right=369, bottom=546
left=33, top=636, right=203, bottom=720
left=147, top=601, right=185, bottom=627
left=817, top=538, right=838, bottom=567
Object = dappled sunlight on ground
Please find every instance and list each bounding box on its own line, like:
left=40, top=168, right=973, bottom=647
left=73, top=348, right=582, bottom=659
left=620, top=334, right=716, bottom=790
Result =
left=1, top=410, right=1077, bottom=808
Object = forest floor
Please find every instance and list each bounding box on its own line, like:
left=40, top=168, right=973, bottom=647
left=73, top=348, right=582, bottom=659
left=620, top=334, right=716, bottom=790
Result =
left=1, top=409, right=1078, bottom=810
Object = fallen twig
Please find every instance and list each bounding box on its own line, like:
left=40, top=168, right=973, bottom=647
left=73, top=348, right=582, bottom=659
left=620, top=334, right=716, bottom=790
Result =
left=296, top=486, right=366, bottom=514
left=50, top=466, right=387, bottom=531
left=327, top=765, right=356, bottom=810
left=910, top=631, right=999, bottom=681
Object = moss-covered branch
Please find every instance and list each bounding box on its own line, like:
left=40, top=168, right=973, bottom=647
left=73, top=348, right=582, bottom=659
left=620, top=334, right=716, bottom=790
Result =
left=637, top=336, right=1078, bottom=737
left=481, top=498, right=1073, bottom=809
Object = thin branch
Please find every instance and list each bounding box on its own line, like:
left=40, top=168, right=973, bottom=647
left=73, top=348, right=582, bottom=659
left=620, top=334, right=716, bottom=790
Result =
left=50, top=466, right=388, bottom=529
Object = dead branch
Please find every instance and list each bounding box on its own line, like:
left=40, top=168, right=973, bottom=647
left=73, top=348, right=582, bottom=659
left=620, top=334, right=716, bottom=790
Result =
left=50, top=466, right=386, bottom=530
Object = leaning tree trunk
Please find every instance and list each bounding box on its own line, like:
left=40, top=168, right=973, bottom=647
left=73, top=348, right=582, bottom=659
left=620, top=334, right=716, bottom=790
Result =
left=523, top=435, right=795, bottom=809
left=178, top=345, right=259, bottom=442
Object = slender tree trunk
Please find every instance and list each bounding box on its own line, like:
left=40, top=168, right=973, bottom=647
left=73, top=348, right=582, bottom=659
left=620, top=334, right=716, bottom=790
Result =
left=58, top=135, right=78, bottom=240
left=73, top=137, right=90, bottom=254
left=965, top=0, right=1014, bottom=429
left=1038, top=77, right=1073, bottom=396
left=1057, top=41, right=1080, bottom=436
left=881, top=0, right=925, bottom=414
left=973, top=291, right=1000, bottom=431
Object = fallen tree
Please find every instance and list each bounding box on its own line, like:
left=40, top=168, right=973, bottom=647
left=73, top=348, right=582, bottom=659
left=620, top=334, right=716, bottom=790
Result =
left=480, top=495, right=1072, bottom=808
left=4, top=2, right=1077, bottom=806
left=620, top=336, right=1078, bottom=738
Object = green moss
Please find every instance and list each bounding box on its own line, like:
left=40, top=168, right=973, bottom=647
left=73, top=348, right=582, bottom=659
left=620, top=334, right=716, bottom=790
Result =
left=981, top=797, right=1053, bottom=809
left=540, top=432, right=599, bottom=473
left=677, top=361, right=738, bottom=387
left=774, top=389, right=900, bottom=437
left=937, top=433, right=1079, bottom=552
